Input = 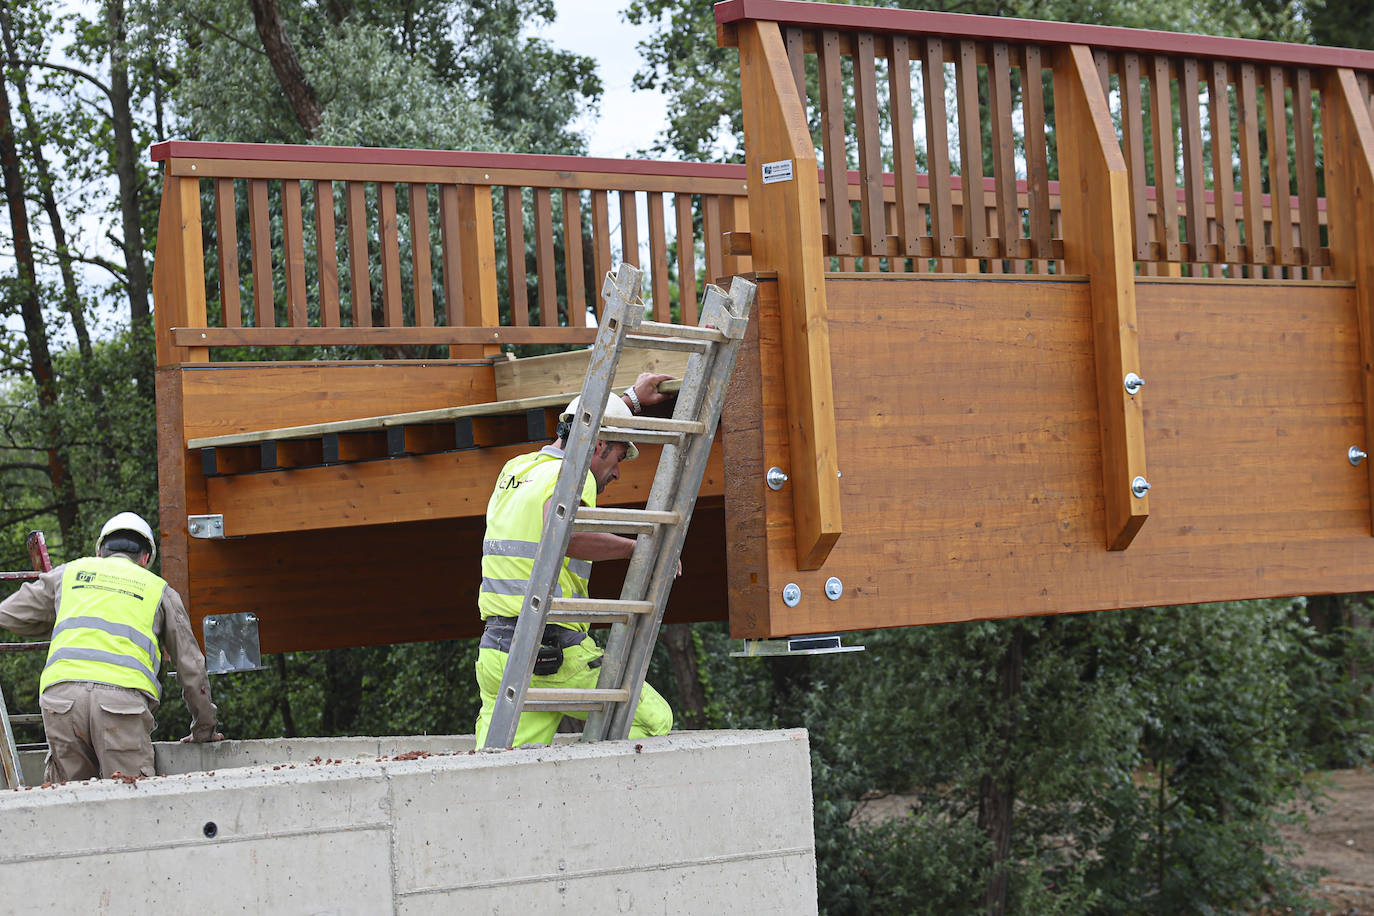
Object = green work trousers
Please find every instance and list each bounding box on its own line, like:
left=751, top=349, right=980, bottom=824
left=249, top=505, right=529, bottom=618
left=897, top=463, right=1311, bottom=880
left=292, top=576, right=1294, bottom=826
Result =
left=475, top=636, right=672, bottom=747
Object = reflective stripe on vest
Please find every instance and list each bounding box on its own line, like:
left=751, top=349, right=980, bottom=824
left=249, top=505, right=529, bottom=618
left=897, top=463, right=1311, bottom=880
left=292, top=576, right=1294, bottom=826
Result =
left=479, top=447, right=596, bottom=630
left=41, top=556, right=165, bottom=698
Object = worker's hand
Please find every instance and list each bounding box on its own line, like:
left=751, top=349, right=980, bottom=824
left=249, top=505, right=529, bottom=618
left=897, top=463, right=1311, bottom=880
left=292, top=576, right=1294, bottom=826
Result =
left=630, top=373, right=674, bottom=410
left=180, top=731, right=225, bottom=743
left=676, top=559, right=683, bottom=578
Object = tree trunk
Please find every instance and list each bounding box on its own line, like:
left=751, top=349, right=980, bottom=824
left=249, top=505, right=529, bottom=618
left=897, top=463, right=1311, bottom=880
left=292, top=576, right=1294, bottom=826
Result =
left=105, top=0, right=150, bottom=332
left=978, top=623, right=1027, bottom=916
left=275, top=654, right=297, bottom=737
left=247, top=0, right=322, bottom=138
left=321, top=648, right=363, bottom=734
left=0, top=74, right=77, bottom=546
left=663, top=623, right=707, bottom=728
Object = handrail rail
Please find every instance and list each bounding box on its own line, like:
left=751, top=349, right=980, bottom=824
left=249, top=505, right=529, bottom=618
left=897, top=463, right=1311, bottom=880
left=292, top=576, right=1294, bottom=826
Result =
left=715, top=0, right=1374, bottom=69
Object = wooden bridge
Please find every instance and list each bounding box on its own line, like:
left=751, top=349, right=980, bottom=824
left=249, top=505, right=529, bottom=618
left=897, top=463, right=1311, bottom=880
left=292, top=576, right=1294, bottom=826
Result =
left=153, top=0, right=1374, bottom=653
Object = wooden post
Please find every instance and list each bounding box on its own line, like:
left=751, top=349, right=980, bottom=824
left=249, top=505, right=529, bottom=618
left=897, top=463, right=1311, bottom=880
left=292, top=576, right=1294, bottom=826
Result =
left=1054, top=44, right=1149, bottom=550
left=452, top=185, right=501, bottom=359
left=737, top=19, right=842, bottom=569
left=152, top=170, right=208, bottom=367
left=1321, top=68, right=1374, bottom=533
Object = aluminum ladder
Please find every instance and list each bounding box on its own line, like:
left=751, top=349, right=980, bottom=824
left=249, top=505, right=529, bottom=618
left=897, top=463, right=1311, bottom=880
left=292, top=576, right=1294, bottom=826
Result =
left=482, top=263, right=755, bottom=747
left=1, top=531, right=52, bottom=788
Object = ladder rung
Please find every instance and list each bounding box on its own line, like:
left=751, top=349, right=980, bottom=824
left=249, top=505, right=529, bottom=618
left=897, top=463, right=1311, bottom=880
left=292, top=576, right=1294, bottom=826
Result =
left=636, top=320, right=729, bottom=343
left=547, top=598, right=656, bottom=624
left=609, top=416, right=706, bottom=435
left=8, top=715, right=41, bottom=726
left=597, top=427, right=682, bottom=446
left=624, top=334, right=711, bottom=354
left=523, top=687, right=631, bottom=710
left=572, top=508, right=679, bottom=535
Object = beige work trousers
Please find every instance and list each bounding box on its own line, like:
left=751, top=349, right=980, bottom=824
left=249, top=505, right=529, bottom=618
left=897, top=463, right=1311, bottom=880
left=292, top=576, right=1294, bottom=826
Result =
left=38, top=681, right=156, bottom=782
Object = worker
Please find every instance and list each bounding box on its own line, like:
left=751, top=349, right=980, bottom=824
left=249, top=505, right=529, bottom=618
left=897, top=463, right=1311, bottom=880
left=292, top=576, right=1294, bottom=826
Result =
left=0, top=512, right=221, bottom=782
left=475, top=373, right=676, bottom=747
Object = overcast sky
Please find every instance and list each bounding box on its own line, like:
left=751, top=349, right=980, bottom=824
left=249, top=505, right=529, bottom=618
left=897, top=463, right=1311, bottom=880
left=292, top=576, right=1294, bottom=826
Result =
left=541, top=0, right=670, bottom=160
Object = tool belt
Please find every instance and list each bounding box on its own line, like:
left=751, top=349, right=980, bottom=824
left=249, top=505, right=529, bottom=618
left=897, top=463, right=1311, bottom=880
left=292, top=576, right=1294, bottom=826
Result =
left=480, top=618, right=588, bottom=675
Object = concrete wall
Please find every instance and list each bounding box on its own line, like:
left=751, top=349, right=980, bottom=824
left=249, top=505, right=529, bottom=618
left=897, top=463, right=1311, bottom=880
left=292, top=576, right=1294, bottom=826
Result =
left=2, top=729, right=816, bottom=914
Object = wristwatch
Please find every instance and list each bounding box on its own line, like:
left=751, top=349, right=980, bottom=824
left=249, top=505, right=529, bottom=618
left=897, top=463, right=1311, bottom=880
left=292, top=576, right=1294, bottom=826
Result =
left=625, top=386, right=642, bottom=414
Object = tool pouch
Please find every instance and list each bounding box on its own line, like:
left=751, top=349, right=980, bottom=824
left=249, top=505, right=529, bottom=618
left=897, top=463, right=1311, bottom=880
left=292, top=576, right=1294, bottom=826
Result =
left=533, top=637, right=564, bottom=676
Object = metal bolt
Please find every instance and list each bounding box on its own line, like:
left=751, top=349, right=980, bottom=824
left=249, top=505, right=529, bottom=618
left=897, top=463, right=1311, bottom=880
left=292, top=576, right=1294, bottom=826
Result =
left=205, top=618, right=218, bottom=629
left=1351, top=446, right=1368, bottom=467
left=824, top=577, right=843, bottom=600
left=782, top=583, right=801, bottom=607
left=1131, top=476, right=1152, bottom=498
left=1124, top=372, right=1144, bottom=395
left=767, top=467, right=789, bottom=491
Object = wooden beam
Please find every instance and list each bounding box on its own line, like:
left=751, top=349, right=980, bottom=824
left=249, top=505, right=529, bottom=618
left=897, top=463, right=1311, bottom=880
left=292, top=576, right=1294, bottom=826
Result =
left=1321, top=67, right=1374, bottom=534
left=171, top=326, right=595, bottom=349
left=203, top=440, right=724, bottom=537
left=737, top=19, right=842, bottom=569
left=1053, top=44, right=1149, bottom=549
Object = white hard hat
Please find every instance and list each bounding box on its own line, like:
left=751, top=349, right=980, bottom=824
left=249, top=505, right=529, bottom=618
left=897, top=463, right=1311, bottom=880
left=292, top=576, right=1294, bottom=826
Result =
left=560, top=393, right=638, bottom=460
left=97, top=512, right=157, bottom=562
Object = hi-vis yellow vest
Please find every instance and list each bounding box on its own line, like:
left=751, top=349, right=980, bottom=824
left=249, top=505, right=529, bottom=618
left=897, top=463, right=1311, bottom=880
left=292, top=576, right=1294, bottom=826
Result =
left=480, top=447, right=596, bottom=631
left=40, top=556, right=165, bottom=698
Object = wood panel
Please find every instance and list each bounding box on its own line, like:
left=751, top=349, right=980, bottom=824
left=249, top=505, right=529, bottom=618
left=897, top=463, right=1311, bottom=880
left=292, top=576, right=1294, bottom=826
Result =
left=729, top=274, right=1370, bottom=637
left=176, top=363, right=498, bottom=441
left=202, top=439, right=724, bottom=537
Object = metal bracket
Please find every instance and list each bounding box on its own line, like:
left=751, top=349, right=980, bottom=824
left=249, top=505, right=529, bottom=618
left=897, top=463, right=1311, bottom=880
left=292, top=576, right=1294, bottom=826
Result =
left=188, top=515, right=225, bottom=539
left=203, top=612, right=268, bottom=674
left=730, top=634, right=866, bottom=657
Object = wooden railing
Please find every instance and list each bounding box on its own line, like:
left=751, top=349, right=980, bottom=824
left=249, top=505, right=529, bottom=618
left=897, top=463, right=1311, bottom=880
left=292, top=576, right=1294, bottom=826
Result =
left=150, top=142, right=752, bottom=365
left=717, top=0, right=1374, bottom=279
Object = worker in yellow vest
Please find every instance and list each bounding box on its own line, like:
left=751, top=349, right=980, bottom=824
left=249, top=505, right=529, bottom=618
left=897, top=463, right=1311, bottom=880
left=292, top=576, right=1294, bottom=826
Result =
left=0, top=512, right=221, bottom=781
left=475, top=374, right=676, bottom=747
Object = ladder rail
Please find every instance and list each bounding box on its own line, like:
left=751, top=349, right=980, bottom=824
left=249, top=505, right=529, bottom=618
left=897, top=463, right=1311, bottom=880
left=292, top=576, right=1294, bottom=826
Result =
left=482, top=265, right=644, bottom=749
left=584, top=278, right=756, bottom=741
left=1, top=530, right=53, bottom=788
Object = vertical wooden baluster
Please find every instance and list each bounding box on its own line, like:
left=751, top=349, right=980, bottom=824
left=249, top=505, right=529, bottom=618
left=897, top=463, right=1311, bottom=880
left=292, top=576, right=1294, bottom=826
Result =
left=1293, top=67, right=1320, bottom=265
left=888, top=35, right=921, bottom=258
left=817, top=29, right=853, bottom=255
left=1150, top=56, right=1181, bottom=264
left=247, top=178, right=274, bottom=327
left=922, top=38, right=955, bottom=261
left=784, top=26, right=807, bottom=103
left=563, top=189, right=586, bottom=327
left=214, top=178, right=240, bottom=328
left=591, top=189, right=612, bottom=305
left=619, top=189, right=640, bottom=268
left=534, top=187, right=558, bottom=327
left=1178, top=59, right=1209, bottom=264
left=1208, top=62, right=1240, bottom=265
left=1023, top=46, right=1052, bottom=266
left=955, top=39, right=988, bottom=258
left=1237, top=64, right=1267, bottom=266
left=505, top=186, right=528, bottom=326
left=854, top=32, right=888, bottom=257
left=346, top=181, right=370, bottom=327
left=378, top=183, right=402, bottom=327
left=675, top=192, right=697, bottom=324
left=314, top=180, right=340, bottom=328
left=703, top=194, right=724, bottom=284
left=989, top=41, right=1018, bottom=261
left=439, top=184, right=462, bottom=327
left=647, top=192, right=671, bottom=321
left=408, top=183, right=434, bottom=327
left=1265, top=65, right=1296, bottom=265
left=1120, top=54, right=1151, bottom=260
left=281, top=179, right=307, bottom=327
left=722, top=195, right=751, bottom=276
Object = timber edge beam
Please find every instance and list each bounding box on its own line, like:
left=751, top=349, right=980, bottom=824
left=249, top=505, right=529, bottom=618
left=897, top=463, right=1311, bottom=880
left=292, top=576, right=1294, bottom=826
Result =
left=1054, top=44, right=1150, bottom=549
left=737, top=19, right=843, bottom=569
